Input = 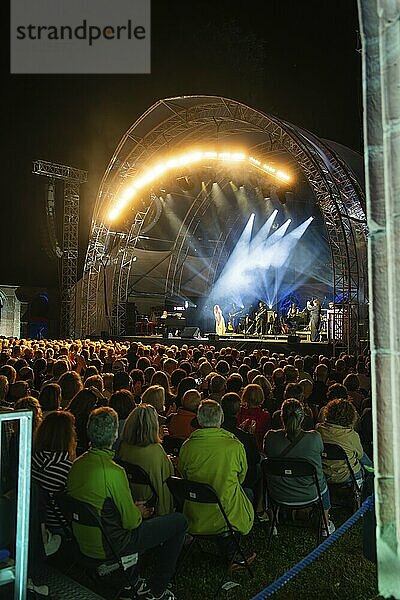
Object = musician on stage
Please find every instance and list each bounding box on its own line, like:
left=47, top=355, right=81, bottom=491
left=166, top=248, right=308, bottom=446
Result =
left=255, top=301, right=267, bottom=335
left=227, top=302, right=243, bottom=333
left=307, top=298, right=321, bottom=342
left=287, top=301, right=301, bottom=333
left=213, top=304, right=226, bottom=335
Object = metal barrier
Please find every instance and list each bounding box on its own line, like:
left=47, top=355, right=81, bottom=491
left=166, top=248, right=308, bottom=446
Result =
left=0, top=410, right=33, bottom=600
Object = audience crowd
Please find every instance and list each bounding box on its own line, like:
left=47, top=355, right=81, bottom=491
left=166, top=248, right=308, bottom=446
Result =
left=0, top=337, right=373, bottom=600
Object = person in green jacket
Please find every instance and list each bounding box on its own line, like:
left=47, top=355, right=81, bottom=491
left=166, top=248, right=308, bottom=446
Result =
left=178, top=399, right=255, bottom=569
left=118, top=404, right=174, bottom=516
left=67, top=406, right=187, bottom=600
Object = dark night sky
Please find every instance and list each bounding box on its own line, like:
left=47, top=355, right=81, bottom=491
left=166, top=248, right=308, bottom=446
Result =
left=3, top=0, right=362, bottom=289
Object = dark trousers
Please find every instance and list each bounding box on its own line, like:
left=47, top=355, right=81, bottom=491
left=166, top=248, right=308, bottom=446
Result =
left=126, top=512, right=187, bottom=596
left=310, top=317, right=320, bottom=342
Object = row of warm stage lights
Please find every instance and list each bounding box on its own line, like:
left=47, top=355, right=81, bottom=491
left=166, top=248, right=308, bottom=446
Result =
left=107, top=150, right=291, bottom=221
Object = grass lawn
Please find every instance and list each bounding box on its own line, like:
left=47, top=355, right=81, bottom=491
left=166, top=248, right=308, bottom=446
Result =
left=171, top=510, right=377, bottom=600
left=54, top=506, right=377, bottom=600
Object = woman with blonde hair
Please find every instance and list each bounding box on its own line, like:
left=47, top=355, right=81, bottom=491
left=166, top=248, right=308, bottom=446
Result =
left=141, top=384, right=166, bottom=424
left=118, top=404, right=174, bottom=515
left=213, top=304, right=226, bottom=335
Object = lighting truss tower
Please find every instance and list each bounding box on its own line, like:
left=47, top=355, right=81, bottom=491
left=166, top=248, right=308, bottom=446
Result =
left=32, top=160, right=88, bottom=338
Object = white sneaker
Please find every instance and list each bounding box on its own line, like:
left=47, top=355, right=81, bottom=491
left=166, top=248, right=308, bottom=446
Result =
left=44, top=531, right=61, bottom=556
left=322, top=520, right=335, bottom=537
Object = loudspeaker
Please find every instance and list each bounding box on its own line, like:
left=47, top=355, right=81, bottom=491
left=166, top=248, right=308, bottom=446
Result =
left=287, top=334, right=301, bottom=344
left=180, top=326, right=201, bottom=339
left=208, top=333, right=219, bottom=341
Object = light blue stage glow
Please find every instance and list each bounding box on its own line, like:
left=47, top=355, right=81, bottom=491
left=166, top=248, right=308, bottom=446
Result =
left=208, top=210, right=317, bottom=313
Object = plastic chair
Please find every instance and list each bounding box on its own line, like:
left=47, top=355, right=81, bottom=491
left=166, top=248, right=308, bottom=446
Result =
left=116, top=460, right=158, bottom=509
left=162, top=436, right=184, bottom=456
left=166, top=476, right=254, bottom=577
left=261, top=457, right=329, bottom=547
left=321, top=443, right=362, bottom=511
left=55, top=493, right=135, bottom=598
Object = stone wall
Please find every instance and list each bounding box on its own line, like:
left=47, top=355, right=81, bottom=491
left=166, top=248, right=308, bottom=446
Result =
left=0, top=285, right=21, bottom=338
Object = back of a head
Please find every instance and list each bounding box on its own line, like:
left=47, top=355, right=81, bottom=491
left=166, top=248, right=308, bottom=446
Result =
left=241, top=383, right=264, bottom=408
left=0, top=364, right=17, bottom=385
left=325, top=398, right=357, bottom=428
left=299, top=378, right=313, bottom=398
left=68, top=388, right=98, bottom=416
left=198, top=361, right=213, bottom=378
left=170, top=368, right=186, bottom=390
left=113, top=371, right=131, bottom=392
left=122, top=403, right=159, bottom=447
left=14, top=396, right=43, bottom=431
left=315, top=363, right=328, bottom=381
left=253, top=375, right=272, bottom=398
left=176, top=377, right=197, bottom=403
left=226, top=373, right=243, bottom=394
left=39, top=383, right=61, bottom=412
left=216, top=360, right=230, bottom=376
left=263, top=362, right=275, bottom=378
left=281, top=398, right=305, bottom=441
left=0, top=374, right=9, bottom=400
left=247, top=369, right=260, bottom=384
left=272, top=368, right=285, bottom=386
left=283, top=365, right=299, bottom=384
left=130, top=368, right=145, bottom=386
left=197, top=399, right=223, bottom=429
left=209, top=374, right=226, bottom=395
left=327, top=383, right=348, bottom=402
left=221, top=392, right=241, bottom=420
left=53, top=360, right=69, bottom=379
left=144, top=366, right=156, bottom=384
left=9, top=380, right=30, bottom=402
left=85, top=374, right=104, bottom=393
left=141, top=384, right=165, bottom=414
left=109, top=389, right=135, bottom=420
left=284, top=382, right=303, bottom=401
left=34, top=410, right=76, bottom=458
left=59, top=371, right=83, bottom=407
left=182, top=389, right=201, bottom=413
left=151, top=370, right=169, bottom=391
left=87, top=406, right=118, bottom=449
left=343, top=373, right=359, bottom=392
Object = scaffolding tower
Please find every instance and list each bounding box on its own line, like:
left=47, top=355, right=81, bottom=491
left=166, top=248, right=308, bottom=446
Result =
left=32, top=160, right=87, bottom=338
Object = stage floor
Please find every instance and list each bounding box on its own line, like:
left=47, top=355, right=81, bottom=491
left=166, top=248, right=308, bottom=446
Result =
left=113, top=333, right=333, bottom=356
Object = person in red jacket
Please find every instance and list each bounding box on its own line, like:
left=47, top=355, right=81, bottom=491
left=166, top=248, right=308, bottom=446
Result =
left=237, top=384, right=271, bottom=449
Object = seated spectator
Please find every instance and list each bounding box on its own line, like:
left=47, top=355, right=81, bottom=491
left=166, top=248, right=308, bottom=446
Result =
left=144, top=366, right=156, bottom=388
left=226, top=373, right=243, bottom=394
left=271, top=368, right=286, bottom=409
left=216, top=360, right=230, bottom=377
left=0, top=365, right=17, bottom=388
left=113, top=371, right=132, bottom=393
left=263, top=398, right=335, bottom=536
left=169, top=368, right=186, bottom=396
left=294, top=358, right=312, bottom=382
left=299, top=378, right=317, bottom=419
left=178, top=400, right=255, bottom=569
left=0, top=374, right=10, bottom=408
left=85, top=374, right=105, bottom=395
left=167, top=389, right=201, bottom=440
left=102, top=372, right=114, bottom=400
left=237, top=384, right=271, bottom=449
left=58, top=371, right=83, bottom=409
left=9, top=380, right=30, bottom=404
left=151, top=371, right=176, bottom=412
left=67, top=388, right=100, bottom=455
left=283, top=364, right=299, bottom=384
left=221, top=393, right=260, bottom=491
left=118, top=404, right=174, bottom=516
left=109, top=389, right=136, bottom=448
left=38, top=383, right=62, bottom=416
left=316, top=399, right=371, bottom=486
left=174, top=377, right=197, bottom=410
left=312, top=364, right=329, bottom=408
left=32, top=411, right=76, bottom=540
left=130, top=369, right=145, bottom=402
left=141, top=385, right=167, bottom=425
left=252, top=374, right=273, bottom=412
left=343, top=374, right=363, bottom=414
left=356, top=359, right=371, bottom=394
left=67, top=407, right=187, bottom=600
left=208, top=374, right=226, bottom=403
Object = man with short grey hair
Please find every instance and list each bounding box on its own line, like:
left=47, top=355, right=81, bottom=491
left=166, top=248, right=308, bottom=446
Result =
left=178, top=400, right=255, bottom=570
left=67, top=407, right=187, bottom=600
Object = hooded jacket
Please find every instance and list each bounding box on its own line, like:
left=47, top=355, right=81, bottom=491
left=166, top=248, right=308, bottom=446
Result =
left=316, top=422, right=363, bottom=483
left=178, top=427, right=254, bottom=535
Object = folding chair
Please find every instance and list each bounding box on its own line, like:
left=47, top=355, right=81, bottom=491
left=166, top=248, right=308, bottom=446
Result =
left=116, top=460, right=158, bottom=510
left=166, top=476, right=254, bottom=577
left=162, top=436, right=184, bottom=456
left=55, top=493, right=136, bottom=599
left=321, top=443, right=362, bottom=511
left=261, top=457, right=329, bottom=547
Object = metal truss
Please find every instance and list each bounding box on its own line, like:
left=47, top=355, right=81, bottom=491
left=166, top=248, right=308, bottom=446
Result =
left=33, top=160, right=87, bottom=338
left=82, top=96, right=367, bottom=349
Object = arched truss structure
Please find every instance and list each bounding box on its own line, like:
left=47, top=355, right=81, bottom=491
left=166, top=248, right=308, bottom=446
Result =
left=81, top=96, right=367, bottom=351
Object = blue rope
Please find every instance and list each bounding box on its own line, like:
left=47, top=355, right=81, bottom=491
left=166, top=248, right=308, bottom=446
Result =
left=251, top=494, right=374, bottom=600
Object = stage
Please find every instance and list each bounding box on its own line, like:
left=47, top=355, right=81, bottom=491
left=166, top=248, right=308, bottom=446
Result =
left=112, top=332, right=334, bottom=356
